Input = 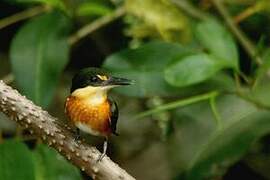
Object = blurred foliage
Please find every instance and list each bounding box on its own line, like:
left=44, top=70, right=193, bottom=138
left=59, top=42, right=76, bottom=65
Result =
left=169, top=94, right=270, bottom=179
left=0, top=140, right=35, bottom=180
left=3, top=0, right=67, bottom=11
left=0, top=140, right=81, bottom=180
left=195, top=18, right=239, bottom=70
left=124, top=0, right=191, bottom=42
left=103, top=41, right=193, bottom=97
left=10, top=11, right=70, bottom=108
left=33, top=144, right=82, bottom=180
left=1, top=0, right=270, bottom=179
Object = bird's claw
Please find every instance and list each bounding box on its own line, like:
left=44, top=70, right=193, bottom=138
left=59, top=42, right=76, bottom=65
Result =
left=97, top=153, right=106, bottom=162
left=74, top=134, right=80, bottom=141
left=74, top=128, right=81, bottom=141
left=97, top=139, right=107, bottom=162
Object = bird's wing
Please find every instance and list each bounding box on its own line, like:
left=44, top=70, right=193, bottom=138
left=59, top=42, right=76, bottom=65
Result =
left=109, top=98, right=119, bottom=136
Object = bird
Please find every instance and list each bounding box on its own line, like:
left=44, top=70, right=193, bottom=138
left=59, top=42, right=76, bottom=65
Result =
left=65, top=67, right=133, bottom=161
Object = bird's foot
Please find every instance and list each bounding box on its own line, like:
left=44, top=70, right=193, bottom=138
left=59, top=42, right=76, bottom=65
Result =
left=74, top=128, right=81, bottom=141
left=96, top=139, right=108, bottom=162
left=97, top=152, right=106, bottom=162
left=74, top=134, right=80, bottom=141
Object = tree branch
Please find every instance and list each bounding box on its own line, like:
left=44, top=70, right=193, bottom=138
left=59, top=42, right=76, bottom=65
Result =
left=212, top=0, right=263, bottom=65
left=233, top=3, right=259, bottom=24
left=171, top=0, right=208, bottom=20
left=0, top=81, right=135, bottom=180
left=0, top=5, right=50, bottom=30
left=68, top=6, right=126, bottom=45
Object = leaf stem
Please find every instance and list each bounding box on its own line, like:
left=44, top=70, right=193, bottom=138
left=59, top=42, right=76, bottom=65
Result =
left=171, top=0, right=208, bottom=20
left=233, top=3, right=261, bottom=24
left=234, top=71, right=242, bottom=92
left=134, top=91, right=219, bottom=119
left=212, top=0, right=263, bottom=65
left=0, top=5, right=50, bottom=30
left=68, top=6, right=126, bottom=45
left=209, top=96, right=222, bottom=129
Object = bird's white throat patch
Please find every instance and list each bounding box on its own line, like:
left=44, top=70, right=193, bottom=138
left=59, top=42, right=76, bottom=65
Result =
left=71, top=86, right=111, bottom=105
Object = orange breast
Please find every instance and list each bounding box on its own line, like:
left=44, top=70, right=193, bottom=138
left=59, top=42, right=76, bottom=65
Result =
left=65, top=96, right=111, bottom=136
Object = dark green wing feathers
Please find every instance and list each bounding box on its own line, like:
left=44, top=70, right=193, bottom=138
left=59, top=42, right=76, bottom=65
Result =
left=109, top=99, right=119, bottom=136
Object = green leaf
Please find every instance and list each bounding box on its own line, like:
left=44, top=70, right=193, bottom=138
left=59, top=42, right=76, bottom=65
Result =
left=186, top=110, right=270, bottom=180
left=33, top=144, right=82, bottom=180
left=243, top=78, right=270, bottom=107
left=164, top=53, right=222, bottom=87
left=102, top=41, right=193, bottom=97
left=10, top=11, right=71, bottom=108
left=167, top=94, right=270, bottom=179
left=0, top=140, right=35, bottom=180
left=0, top=141, right=82, bottom=180
left=255, top=48, right=270, bottom=82
left=76, top=2, right=112, bottom=17
left=196, top=18, right=239, bottom=70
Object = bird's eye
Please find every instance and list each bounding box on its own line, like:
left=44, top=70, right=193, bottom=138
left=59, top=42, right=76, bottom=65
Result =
left=91, top=76, right=98, bottom=82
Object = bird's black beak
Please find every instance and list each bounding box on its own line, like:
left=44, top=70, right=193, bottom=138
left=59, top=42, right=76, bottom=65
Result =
left=105, top=76, right=134, bottom=86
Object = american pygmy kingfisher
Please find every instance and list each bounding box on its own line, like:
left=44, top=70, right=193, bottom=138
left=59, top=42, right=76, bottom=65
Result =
left=65, top=67, right=132, bottom=161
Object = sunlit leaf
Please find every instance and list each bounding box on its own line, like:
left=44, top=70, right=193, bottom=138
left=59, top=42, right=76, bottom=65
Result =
left=103, top=41, right=192, bottom=97
left=125, top=0, right=191, bottom=42
left=0, top=140, right=35, bottom=180
left=255, top=0, right=270, bottom=13
left=76, top=2, right=112, bottom=17
left=164, top=53, right=223, bottom=87
left=10, top=11, right=71, bottom=108
left=196, top=18, right=239, bottom=70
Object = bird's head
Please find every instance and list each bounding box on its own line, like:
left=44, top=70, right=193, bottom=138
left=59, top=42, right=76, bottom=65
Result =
left=70, top=67, right=133, bottom=100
